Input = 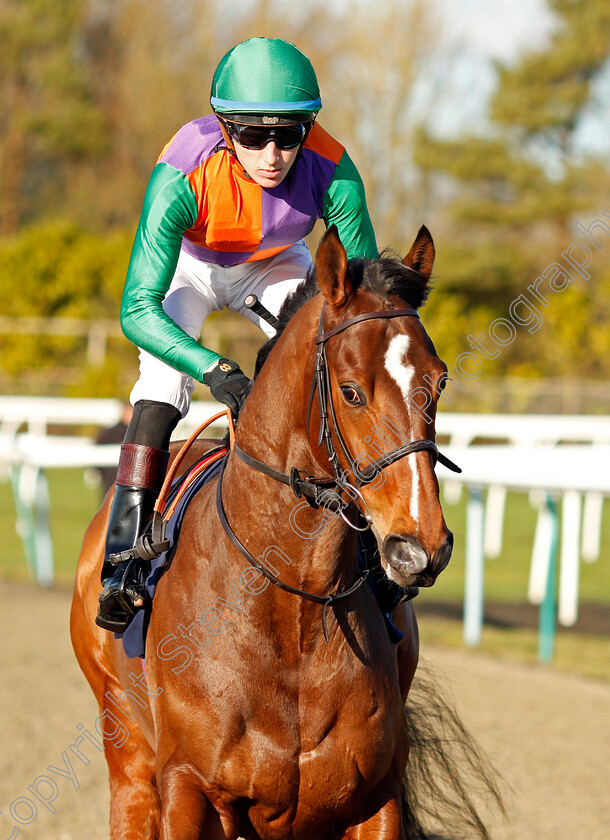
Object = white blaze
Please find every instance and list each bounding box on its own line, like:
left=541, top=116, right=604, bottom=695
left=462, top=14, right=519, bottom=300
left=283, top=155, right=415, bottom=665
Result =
left=384, top=334, right=420, bottom=525
left=384, top=335, right=413, bottom=400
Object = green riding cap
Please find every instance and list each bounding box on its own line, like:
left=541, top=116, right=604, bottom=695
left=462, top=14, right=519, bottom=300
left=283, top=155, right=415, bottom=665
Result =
left=210, top=37, right=322, bottom=119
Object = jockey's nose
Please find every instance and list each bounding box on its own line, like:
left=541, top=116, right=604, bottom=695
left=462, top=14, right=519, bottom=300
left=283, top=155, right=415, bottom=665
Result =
left=261, top=141, right=280, bottom=162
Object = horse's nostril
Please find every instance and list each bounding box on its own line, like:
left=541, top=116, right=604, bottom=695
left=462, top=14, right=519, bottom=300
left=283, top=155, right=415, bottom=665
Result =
left=382, top=534, right=428, bottom=576
left=382, top=532, right=453, bottom=584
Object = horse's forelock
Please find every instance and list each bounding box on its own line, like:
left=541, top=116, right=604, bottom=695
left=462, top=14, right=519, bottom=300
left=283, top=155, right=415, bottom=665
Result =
left=361, top=251, right=431, bottom=309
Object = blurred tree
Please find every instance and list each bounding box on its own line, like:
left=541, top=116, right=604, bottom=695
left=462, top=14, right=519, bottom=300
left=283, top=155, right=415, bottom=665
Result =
left=0, top=0, right=110, bottom=232
left=0, top=0, right=437, bottom=394
left=0, top=220, right=130, bottom=319
left=491, top=0, right=610, bottom=150
left=413, top=0, right=610, bottom=380
left=0, top=0, right=226, bottom=230
left=321, top=0, right=435, bottom=249
left=80, top=0, right=223, bottom=227
left=0, top=221, right=135, bottom=392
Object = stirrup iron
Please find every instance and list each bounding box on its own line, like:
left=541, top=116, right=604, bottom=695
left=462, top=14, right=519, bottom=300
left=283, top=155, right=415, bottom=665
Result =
left=108, top=511, right=170, bottom=565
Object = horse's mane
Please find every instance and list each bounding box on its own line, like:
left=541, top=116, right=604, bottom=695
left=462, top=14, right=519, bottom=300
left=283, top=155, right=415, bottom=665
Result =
left=254, top=252, right=430, bottom=377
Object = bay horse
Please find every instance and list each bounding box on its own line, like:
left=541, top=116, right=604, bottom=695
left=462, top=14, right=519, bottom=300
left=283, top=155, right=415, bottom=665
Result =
left=71, top=226, right=491, bottom=839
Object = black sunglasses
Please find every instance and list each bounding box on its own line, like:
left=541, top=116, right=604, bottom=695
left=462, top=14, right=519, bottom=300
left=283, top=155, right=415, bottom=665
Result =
left=221, top=120, right=308, bottom=150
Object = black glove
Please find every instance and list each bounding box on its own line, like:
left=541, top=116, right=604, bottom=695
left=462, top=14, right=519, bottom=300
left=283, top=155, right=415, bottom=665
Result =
left=203, top=358, right=250, bottom=416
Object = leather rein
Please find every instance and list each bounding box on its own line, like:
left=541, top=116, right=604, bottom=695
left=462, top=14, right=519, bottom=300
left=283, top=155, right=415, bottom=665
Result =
left=216, top=302, right=461, bottom=641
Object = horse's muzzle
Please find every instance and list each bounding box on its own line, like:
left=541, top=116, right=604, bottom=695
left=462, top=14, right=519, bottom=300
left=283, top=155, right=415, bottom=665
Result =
left=381, top=531, right=453, bottom=587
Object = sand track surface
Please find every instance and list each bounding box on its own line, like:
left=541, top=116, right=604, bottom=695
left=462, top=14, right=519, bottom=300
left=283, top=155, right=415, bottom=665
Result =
left=1, top=580, right=608, bottom=840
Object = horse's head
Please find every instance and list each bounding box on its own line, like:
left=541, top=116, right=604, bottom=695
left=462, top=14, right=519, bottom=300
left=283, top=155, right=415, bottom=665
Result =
left=311, top=225, right=453, bottom=588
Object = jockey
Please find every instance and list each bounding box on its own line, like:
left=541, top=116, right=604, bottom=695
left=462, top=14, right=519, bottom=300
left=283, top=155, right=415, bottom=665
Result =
left=96, top=37, right=378, bottom=632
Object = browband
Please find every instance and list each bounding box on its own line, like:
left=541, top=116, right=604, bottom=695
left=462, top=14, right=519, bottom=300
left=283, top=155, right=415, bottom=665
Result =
left=316, top=307, right=420, bottom=344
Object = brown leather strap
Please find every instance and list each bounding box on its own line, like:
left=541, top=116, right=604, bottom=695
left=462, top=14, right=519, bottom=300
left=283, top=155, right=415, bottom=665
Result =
left=315, top=307, right=419, bottom=344
left=116, top=443, right=169, bottom=492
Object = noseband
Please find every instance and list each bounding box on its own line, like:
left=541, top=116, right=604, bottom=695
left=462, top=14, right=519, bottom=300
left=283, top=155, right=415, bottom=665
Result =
left=216, top=301, right=461, bottom=640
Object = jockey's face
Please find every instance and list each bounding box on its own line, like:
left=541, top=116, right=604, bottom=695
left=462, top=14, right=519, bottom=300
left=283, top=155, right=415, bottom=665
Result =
left=233, top=139, right=300, bottom=188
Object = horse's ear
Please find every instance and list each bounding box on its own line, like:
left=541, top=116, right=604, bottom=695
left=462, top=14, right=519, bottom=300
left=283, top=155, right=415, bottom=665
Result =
left=403, top=225, right=435, bottom=282
left=315, top=225, right=355, bottom=307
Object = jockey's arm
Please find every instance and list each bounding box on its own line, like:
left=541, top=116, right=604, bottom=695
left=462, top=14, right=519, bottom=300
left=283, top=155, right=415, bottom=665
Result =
left=322, top=150, right=378, bottom=261
left=120, top=162, right=223, bottom=381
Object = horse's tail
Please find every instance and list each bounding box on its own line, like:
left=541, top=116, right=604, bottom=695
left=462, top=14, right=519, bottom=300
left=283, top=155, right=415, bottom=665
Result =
left=401, top=660, right=508, bottom=840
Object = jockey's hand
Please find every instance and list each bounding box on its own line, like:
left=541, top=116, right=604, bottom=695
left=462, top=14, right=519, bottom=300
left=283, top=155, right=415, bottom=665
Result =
left=203, top=358, right=251, bottom=416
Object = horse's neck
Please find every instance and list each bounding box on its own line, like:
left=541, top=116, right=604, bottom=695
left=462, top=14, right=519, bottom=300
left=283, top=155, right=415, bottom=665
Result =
left=236, top=303, right=321, bottom=482
left=222, top=313, right=356, bottom=594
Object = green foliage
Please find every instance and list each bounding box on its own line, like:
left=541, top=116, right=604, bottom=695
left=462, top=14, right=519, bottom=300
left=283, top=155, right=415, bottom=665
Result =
left=0, top=220, right=131, bottom=318
left=0, top=220, right=135, bottom=392
left=0, top=0, right=111, bottom=232
left=537, top=266, right=610, bottom=377
left=492, top=0, right=610, bottom=141
left=68, top=353, right=138, bottom=401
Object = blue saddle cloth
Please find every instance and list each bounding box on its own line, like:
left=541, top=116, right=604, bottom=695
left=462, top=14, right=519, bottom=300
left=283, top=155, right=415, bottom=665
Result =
left=119, top=456, right=225, bottom=659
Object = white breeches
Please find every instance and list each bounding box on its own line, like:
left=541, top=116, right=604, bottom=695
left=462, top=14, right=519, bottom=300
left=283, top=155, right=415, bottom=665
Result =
left=129, top=241, right=313, bottom=417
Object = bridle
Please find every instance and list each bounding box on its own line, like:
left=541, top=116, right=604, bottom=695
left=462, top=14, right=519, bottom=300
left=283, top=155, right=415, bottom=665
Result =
left=216, top=300, right=461, bottom=640
left=310, top=304, right=461, bottom=493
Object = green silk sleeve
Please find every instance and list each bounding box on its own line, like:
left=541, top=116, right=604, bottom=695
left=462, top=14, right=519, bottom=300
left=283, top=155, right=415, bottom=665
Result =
left=322, top=151, right=378, bottom=260
left=120, top=162, right=222, bottom=381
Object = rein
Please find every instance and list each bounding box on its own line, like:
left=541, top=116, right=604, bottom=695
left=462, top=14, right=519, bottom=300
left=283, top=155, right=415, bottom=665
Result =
left=216, top=456, right=368, bottom=642
left=215, top=300, right=461, bottom=642
left=232, top=441, right=336, bottom=503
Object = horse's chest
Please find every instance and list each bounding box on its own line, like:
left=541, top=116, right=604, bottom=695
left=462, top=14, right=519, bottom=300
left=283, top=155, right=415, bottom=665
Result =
left=153, top=627, right=406, bottom=832
left=235, top=682, right=404, bottom=819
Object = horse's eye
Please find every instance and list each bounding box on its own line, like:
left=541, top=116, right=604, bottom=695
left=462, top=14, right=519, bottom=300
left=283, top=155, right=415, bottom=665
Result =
left=340, top=385, right=365, bottom=405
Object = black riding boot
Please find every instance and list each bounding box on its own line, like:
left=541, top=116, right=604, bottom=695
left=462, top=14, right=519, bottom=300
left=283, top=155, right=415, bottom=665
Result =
left=95, top=400, right=180, bottom=632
